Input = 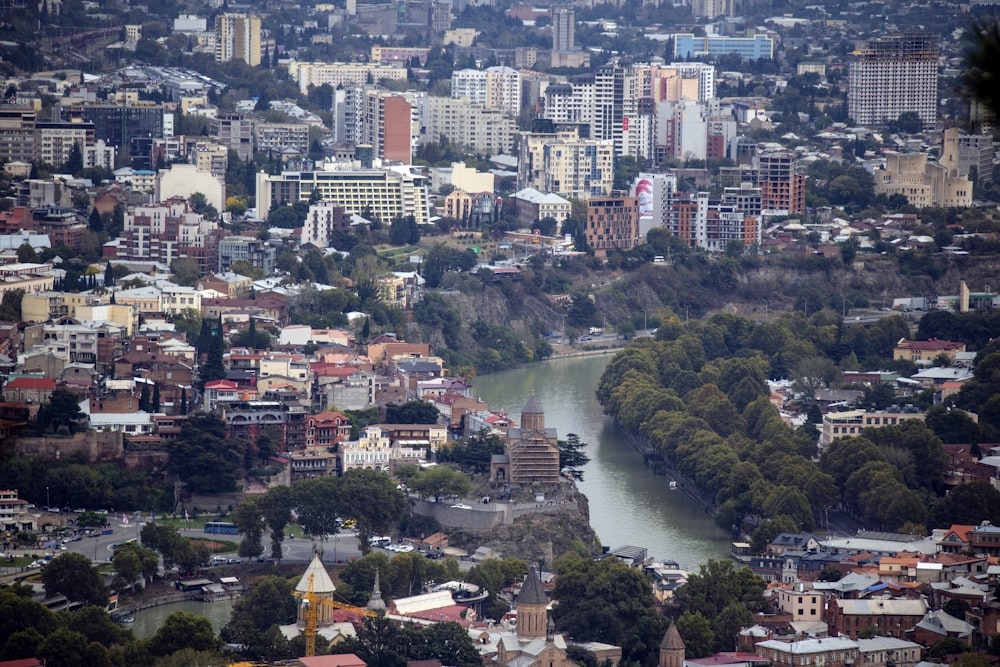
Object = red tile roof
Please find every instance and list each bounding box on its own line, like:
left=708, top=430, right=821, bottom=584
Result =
left=4, top=377, right=56, bottom=390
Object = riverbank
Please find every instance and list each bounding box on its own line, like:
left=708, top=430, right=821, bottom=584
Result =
left=622, top=431, right=721, bottom=520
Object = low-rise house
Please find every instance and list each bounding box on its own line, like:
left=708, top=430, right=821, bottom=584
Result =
left=826, top=597, right=928, bottom=639
left=893, top=338, right=966, bottom=365
left=2, top=376, right=56, bottom=404
left=755, top=636, right=858, bottom=667
left=968, top=522, right=1000, bottom=556
left=0, top=488, right=36, bottom=532
left=304, top=411, right=351, bottom=449
left=339, top=424, right=427, bottom=474
left=911, top=608, right=974, bottom=645
left=856, top=637, right=922, bottom=667
left=768, top=533, right=820, bottom=555
left=775, top=584, right=825, bottom=622
left=288, top=447, right=338, bottom=480
left=204, top=379, right=259, bottom=412
left=821, top=408, right=925, bottom=444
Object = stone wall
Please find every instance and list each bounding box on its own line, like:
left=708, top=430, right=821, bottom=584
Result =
left=16, top=430, right=124, bottom=462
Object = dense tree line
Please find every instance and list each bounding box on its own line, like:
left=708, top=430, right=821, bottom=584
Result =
left=597, top=310, right=981, bottom=538
left=0, top=580, right=225, bottom=666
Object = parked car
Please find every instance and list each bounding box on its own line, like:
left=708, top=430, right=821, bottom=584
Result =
left=395, top=545, right=414, bottom=553
left=227, top=557, right=241, bottom=564
left=450, top=503, right=472, bottom=510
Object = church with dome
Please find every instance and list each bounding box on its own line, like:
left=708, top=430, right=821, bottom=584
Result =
left=490, top=394, right=561, bottom=486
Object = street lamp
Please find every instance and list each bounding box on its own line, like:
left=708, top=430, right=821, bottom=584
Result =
left=46, top=486, right=49, bottom=510
left=842, top=294, right=847, bottom=318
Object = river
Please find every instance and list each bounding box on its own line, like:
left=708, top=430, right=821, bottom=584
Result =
left=474, top=353, right=732, bottom=570
left=129, top=598, right=237, bottom=639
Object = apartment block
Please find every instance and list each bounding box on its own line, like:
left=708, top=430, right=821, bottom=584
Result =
left=301, top=201, right=352, bottom=248
left=585, top=194, right=641, bottom=258
left=255, top=122, right=311, bottom=156
left=419, top=96, right=515, bottom=156
left=211, top=113, right=255, bottom=160
left=122, top=198, right=224, bottom=271
left=290, top=61, right=407, bottom=94
left=848, top=33, right=938, bottom=128
left=757, top=150, right=806, bottom=214
left=518, top=129, right=614, bottom=199
left=215, top=13, right=262, bottom=66
left=256, top=168, right=431, bottom=226
left=218, top=235, right=276, bottom=275
left=552, top=7, right=575, bottom=52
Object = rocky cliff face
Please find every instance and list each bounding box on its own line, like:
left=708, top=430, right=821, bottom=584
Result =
left=446, top=490, right=599, bottom=567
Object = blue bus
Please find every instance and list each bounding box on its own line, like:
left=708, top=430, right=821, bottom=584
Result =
left=204, top=521, right=239, bottom=535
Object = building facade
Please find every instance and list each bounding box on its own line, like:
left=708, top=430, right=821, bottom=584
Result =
left=848, top=33, right=938, bottom=128
left=215, top=13, right=263, bottom=66
left=586, top=194, right=641, bottom=257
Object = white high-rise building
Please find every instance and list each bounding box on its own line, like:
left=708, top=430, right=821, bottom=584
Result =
left=450, top=67, right=521, bottom=116
left=848, top=32, right=938, bottom=128
left=542, top=80, right=596, bottom=126
left=451, top=69, right=489, bottom=105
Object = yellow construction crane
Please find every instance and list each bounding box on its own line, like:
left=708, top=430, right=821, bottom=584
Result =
left=292, top=573, right=378, bottom=657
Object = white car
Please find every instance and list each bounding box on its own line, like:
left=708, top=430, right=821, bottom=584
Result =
left=450, top=503, right=472, bottom=510
left=395, top=545, right=414, bottom=553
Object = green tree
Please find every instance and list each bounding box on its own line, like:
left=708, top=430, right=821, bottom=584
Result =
left=41, top=552, right=109, bottom=607
left=551, top=552, right=667, bottom=665
left=336, top=468, right=408, bottom=549
left=17, top=242, right=39, bottom=263
left=201, top=323, right=227, bottom=384
left=103, top=262, right=115, bottom=288
left=42, top=387, right=86, bottom=435
left=675, top=612, right=714, bottom=659
left=89, top=207, right=104, bottom=233
left=0, top=288, right=25, bottom=321
left=170, top=257, right=201, bottom=286
left=384, top=401, right=440, bottom=424
left=558, top=433, right=591, bottom=481
left=221, top=575, right=298, bottom=660
left=410, top=466, right=472, bottom=503
left=167, top=414, right=245, bottom=494
left=148, top=611, right=223, bottom=656
left=111, top=541, right=159, bottom=590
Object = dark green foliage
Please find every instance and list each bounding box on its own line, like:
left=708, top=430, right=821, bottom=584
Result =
left=558, top=433, right=591, bottom=481
left=438, top=429, right=505, bottom=474
left=551, top=552, right=668, bottom=666
left=384, top=400, right=440, bottom=424
left=41, top=552, right=109, bottom=607
left=167, top=414, right=245, bottom=494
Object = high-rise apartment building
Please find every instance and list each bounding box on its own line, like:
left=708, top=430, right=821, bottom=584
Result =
left=757, top=150, right=806, bottom=214
left=518, top=129, right=614, bottom=200
left=215, top=13, right=263, bottom=66
left=420, top=96, right=516, bottom=156
left=450, top=67, right=522, bottom=116
left=848, top=32, right=938, bottom=128
left=301, top=202, right=351, bottom=248
left=552, top=7, right=575, bottom=53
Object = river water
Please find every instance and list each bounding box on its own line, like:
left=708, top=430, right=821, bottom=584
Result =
left=129, top=598, right=237, bottom=639
left=131, top=353, right=730, bottom=635
left=474, top=353, right=732, bottom=570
